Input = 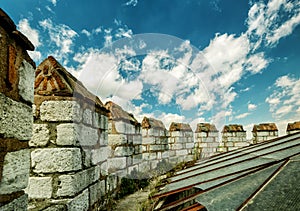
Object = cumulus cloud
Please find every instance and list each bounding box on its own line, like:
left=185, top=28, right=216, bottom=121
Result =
left=236, top=112, right=250, bottom=120
left=246, top=0, right=300, bottom=48
left=18, top=19, right=42, bottom=61
left=39, top=19, right=77, bottom=61
left=248, top=103, right=257, bottom=111
left=266, top=75, right=300, bottom=119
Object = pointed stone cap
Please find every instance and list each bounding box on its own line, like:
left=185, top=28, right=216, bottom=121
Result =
left=169, top=122, right=192, bottom=132
left=222, top=124, right=245, bottom=133
left=142, top=117, right=166, bottom=130
left=35, top=56, right=104, bottom=108
left=105, top=101, right=140, bottom=126
left=286, top=121, right=300, bottom=132
left=252, top=123, right=278, bottom=132
left=195, top=123, right=218, bottom=133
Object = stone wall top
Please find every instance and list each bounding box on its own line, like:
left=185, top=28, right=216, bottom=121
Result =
left=35, top=56, right=106, bottom=112
left=252, top=123, right=278, bottom=132
left=222, top=124, right=245, bottom=133
left=105, top=101, right=140, bottom=126
left=142, top=117, right=165, bottom=130
left=286, top=121, right=300, bottom=132
left=169, top=122, right=192, bottom=132
left=0, top=9, right=34, bottom=51
left=195, top=123, right=218, bottom=133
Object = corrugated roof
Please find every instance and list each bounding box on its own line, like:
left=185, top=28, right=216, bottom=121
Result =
left=152, top=132, right=300, bottom=210
left=35, top=56, right=106, bottom=110
left=222, top=124, right=245, bottom=133
left=142, top=117, right=166, bottom=130
left=169, top=122, right=192, bottom=132
left=105, top=101, right=140, bottom=125
left=252, top=123, right=278, bottom=132
left=195, top=123, right=218, bottom=133
left=287, top=121, right=300, bottom=131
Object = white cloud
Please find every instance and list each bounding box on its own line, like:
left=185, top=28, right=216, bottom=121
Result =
left=49, top=0, right=57, bottom=6
left=18, top=19, right=41, bottom=48
left=125, top=0, right=138, bottom=7
left=248, top=103, right=257, bottom=111
left=81, top=29, right=91, bottom=37
left=158, top=112, right=186, bottom=130
left=266, top=75, right=300, bottom=120
left=236, top=112, right=250, bottom=120
left=247, top=0, right=300, bottom=48
left=39, top=19, right=77, bottom=61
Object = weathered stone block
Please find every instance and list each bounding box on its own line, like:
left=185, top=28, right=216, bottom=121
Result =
left=66, top=189, right=89, bottom=211
left=132, top=154, right=142, bottom=165
left=108, top=134, right=127, bottom=145
left=83, top=109, right=93, bottom=126
left=142, top=137, right=154, bottom=144
left=101, top=161, right=108, bottom=176
left=108, top=157, right=127, bottom=171
left=30, top=124, right=49, bottom=147
left=101, top=115, right=108, bottom=130
left=91, top=146, right=109, bottom=165
left=133, top=134, right=142, bottom=145
left=234, top=142, right=250, bottom=147
left=150, top=145, right=162, bottom=151
left=31, top=148, right=82, bottom=173
left=114, top=146, right=134, bottom=157
left=56, top=123, right=98, bottom=146
left=172, top=143, right=184, bottom=150
left=100, top=131, right=108, bottom=146
left=0, top=149, right=30, bottom=194
left=0, top=93, right=32, bottom=140
left=114, top=121, right=126, bottom=133
left=186, top=142, right=194, bottom=149
left=92, top=112, right=100, bottom=128
left=57, top=167, right=98, bottom=197
left=0, top=194, right=27, bottom=211
left=89, top=180, right=106, bottom=206
left=161, top=151, right=169, bottom=158
left=176, top=149, right=188, bottom=156
left=18, top=60, right=35, bottom=103
left=26, top=177, right=52, bottom=199
left=40, top=100, right=82, bottom=122
left=170, top=131, right=182, bottom=137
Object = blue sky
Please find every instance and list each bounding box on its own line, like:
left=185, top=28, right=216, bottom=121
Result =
left=2, top=0, right=300, bottom=138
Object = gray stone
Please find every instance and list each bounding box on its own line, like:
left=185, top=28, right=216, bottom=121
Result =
left=0, top=194, right=27, bottom=211
left=91, top=146, right=109, bottom=165
left=114, top=146, right=134, bottom=157
left=31, top=148, right=82, bottom=173
left=26, top=177, right=52, bottom=199
left=66, top=189, right=89, bottom=211
left=0, top=149, right=30, bottom=194
left=30, top=124, right=49, bottom=147
left=108, top=134, right=127, bottom=145
left=40, top=100, right=82, bottom=122
left=108, top=157, right=127, bottom=171
left=57, top=167, right=98, bottom=197
left=83, top=109, right=93, bottom=125
left=18, top=60, right=35, bottom=103
left=89, top=180, right=106, bottom=206
left=56, top=123, right=98, bottom=146
left=0, top=93, right=32, bottom=140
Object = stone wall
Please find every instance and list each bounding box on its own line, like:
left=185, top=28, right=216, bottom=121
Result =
left=141, top=117, right=169, bottom=173
left=0, top=9, right=35, bottom=211
left=105, top=101, right=142, bottom=178
left=27, top=56, right=110, bottom=210
left=194, top=123, right=219, bottom=159
left=168, top=122, right=194, bottom=164
left=220, top=124, right=249, bottom=152
left=252, top=123, right=278, bottom=144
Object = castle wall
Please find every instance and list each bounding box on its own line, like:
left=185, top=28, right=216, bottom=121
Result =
left=0, top=9, right=35, bottom=211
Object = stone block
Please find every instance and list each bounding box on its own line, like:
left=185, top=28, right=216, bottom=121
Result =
left=83, top=109, right=93, bottom=126
left=26, top=177, right=52, bottom=199
left=133, top=134, right=142, bottom=145
left=92, top=112, right=100, bottom=128
left=114, top=146, right=134, bottom=157
left=142, top=129, right=148, bottom=137
left=108, top=134, right=127, bottom=145
left=108, top=157, right=127, bottom=171
left=161, top=151, right=169, bottom=158
left=234, top=142, right=249, bottom=147
left=170, top=131, right=182, bottom=137
left=0, top=194, right=27, bottom=211
left=0, top=93, right=32, bottom=140
left=101, top=115, right=108, bottom=130
left=168, top=137, right=175, bottom=144
left=150, top=160, right=159, bottom=170
left=185, top=142, right=194, bottom=149
left=91, top=146, right=109, bottom=165
left=57, top=167, right=98, bottom=197
left=31, top=148, right=82, bottom=173
left=18, top=60, right=35, bottom=103
left=132, top=154, right=142, bottom=164
left=100, top=131, right=108, bottom=146
left=174, top=137, right=185, bottom=143
left=150, top=145, right=162, bottom=151
left=30, top=124, right=49, bottom=147
left=89, top=180, right=106, bottom=206
left=176, top=149, right=188, bottom=156
left=66, top=189, right=89, bottom=211
left=142, top=137, right=155, bottom=144
left=138, top=161, right=150, bottom=173
left=40, top=100, right=82, bottom=122
left=169, top=150, right=176, bottom=157
left=101, top=161, right=108, bottom=176
left=224, top=142, right=234, bottom=147
left=56, top=123, right=98, bottom=146
left=0, top=149, right=30, bottom=194
left=172, top=143, right=184, bottom=150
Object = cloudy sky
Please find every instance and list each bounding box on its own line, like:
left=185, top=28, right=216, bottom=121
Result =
left=3, top=0, right=300, bottom=138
